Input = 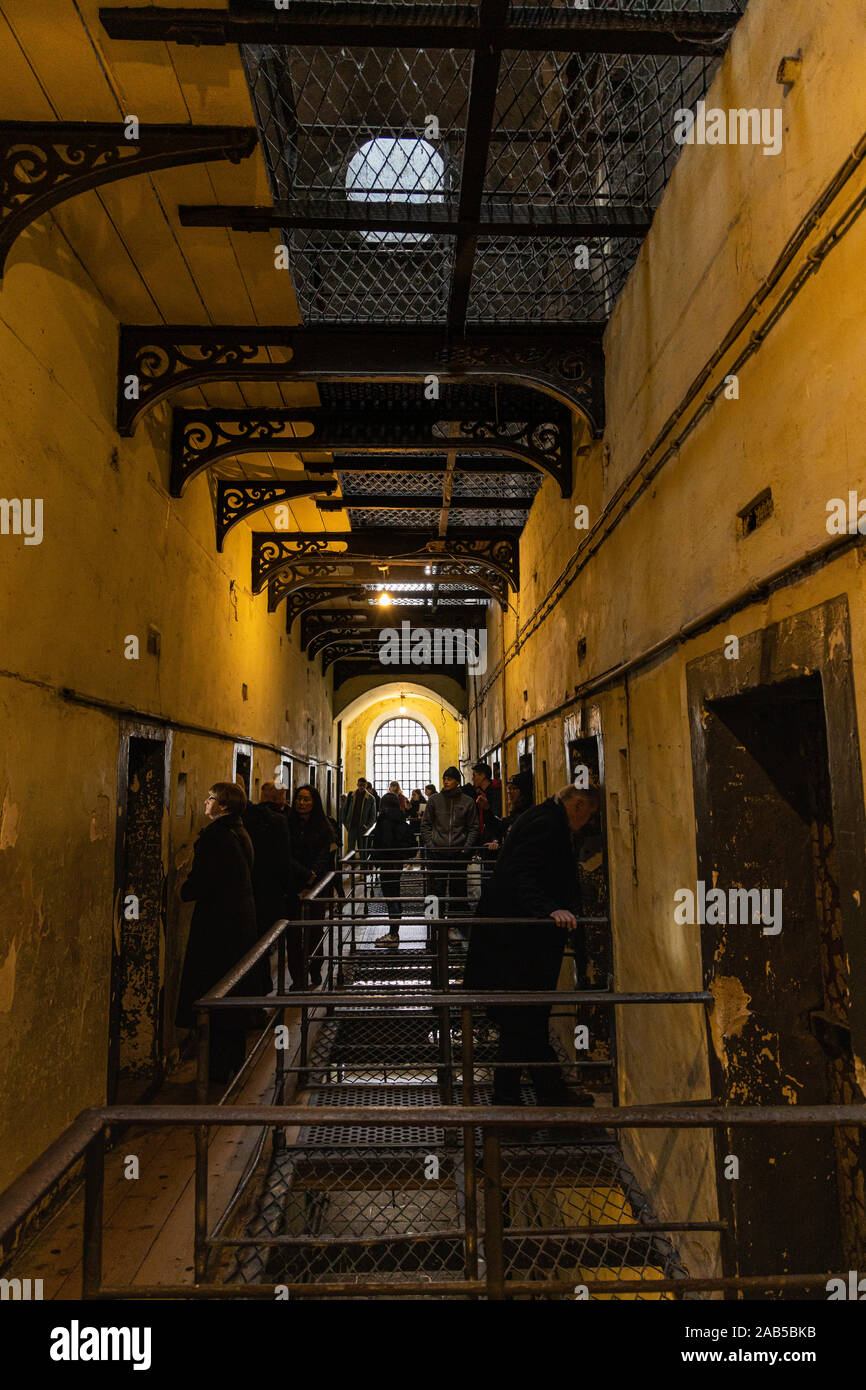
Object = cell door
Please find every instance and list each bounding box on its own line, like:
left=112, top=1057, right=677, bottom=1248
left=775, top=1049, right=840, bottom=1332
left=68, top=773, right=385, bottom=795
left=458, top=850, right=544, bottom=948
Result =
left=698, top=675, right=863, bottom=1289
left=234, top=745, right=252, bottom=799
left=108, top=732, right=169, bottom=1102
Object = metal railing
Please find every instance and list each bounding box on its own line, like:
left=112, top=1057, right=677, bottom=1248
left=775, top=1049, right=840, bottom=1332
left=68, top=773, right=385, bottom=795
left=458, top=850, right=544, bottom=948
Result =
left=3, top=849, right=863, bottom=1300
left=2, top=1100, right=864, bottom=1300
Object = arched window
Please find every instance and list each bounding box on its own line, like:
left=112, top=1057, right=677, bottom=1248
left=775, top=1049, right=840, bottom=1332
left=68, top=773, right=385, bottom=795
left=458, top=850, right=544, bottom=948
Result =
left=373, top=717, right=432, bottom=796
left=346, top=136, right=444, bottom=244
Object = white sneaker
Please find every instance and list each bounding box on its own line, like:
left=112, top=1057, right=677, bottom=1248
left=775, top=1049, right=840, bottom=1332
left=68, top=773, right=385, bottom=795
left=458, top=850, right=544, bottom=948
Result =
left=375, top=932, right=400, bottom=947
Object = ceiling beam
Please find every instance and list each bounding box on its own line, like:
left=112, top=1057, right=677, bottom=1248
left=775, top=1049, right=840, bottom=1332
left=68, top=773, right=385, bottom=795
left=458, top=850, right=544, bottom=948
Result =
left=265, top=555, right=510, bottom=609
left=178, top=200, right=653, bottom=237
left=170, top=399, right=572, bottom=497
left=252, top=527, right=520, bottom=595
left=449, top=0, right=507, bottom=332
left=301, top=603, right=489, bottom=653
left=327, top=454, right=537, bottom=475
left=305, top=608, right=490, bottom=659
left=319, top=495, right=532, bottom=512
left=118, top=324, right=603, bottom=437
left=100, top=6, right=740, bottom=57
left=283, top=583, right=485, bottom=629
left=333, top=657, right=468, bottom=689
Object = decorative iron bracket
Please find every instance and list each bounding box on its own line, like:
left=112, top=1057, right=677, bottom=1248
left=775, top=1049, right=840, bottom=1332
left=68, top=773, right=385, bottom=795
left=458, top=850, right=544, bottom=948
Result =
left=251, top=529, right=520, bottom=596
left=301, top=609, right=371, bottom=654
left=118, top=325, right=604, bottom=438
left=302, top=604, right=490, bottom=657
left=280, top=583, right=367, bottom=626
left=215, top=478, right=336, bottom=550
left=172, top=397, right=572, bottom=497
left=0, top=122, right=256, bottom=278
left=272, top=560, right=507, bottom=613
left=332, top=657, right=468, bottom=690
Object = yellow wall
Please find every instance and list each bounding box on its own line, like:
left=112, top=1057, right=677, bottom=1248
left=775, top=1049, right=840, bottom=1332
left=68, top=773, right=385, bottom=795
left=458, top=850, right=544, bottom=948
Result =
left=0, top=234, right=335, bottom=1190
left=468, top=0, right=866, bottom=1275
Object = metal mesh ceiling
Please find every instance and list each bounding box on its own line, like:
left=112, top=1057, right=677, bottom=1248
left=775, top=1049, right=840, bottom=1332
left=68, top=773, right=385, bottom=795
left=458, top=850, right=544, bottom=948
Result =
left=242, top=2, right=747, bottom=326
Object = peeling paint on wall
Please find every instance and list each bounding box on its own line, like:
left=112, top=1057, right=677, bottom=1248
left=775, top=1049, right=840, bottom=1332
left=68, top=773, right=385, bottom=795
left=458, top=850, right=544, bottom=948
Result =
left=0, top=787, right=20, bottom=849
left=0, top=938, right=17, bottom=1012
left=709, top=975, right=752, bottom=1065
left=89, top=794, right=110, bottom=842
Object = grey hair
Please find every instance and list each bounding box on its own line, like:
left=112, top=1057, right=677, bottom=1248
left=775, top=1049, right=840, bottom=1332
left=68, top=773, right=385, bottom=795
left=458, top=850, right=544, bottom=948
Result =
left=556, top=784, right=600, bottom=810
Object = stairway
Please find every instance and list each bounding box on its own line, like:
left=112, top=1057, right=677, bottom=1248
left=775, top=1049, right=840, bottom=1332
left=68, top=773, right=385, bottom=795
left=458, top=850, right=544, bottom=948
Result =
left=229, top=869, right=690, bottom=1297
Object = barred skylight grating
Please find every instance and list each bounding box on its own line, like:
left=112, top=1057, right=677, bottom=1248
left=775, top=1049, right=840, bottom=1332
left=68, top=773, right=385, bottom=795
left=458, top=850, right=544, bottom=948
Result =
left=486, top=51, right=721, bottom=208
left=468, top=235, right=641, bottom=322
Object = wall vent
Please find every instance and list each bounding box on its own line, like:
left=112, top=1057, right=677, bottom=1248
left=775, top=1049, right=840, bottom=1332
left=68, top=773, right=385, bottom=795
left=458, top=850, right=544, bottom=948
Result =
left=738, top=488, right=774, bottom=537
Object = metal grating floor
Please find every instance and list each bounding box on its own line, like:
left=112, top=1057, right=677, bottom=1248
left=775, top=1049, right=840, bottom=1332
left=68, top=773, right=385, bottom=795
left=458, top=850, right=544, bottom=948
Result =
left=228, top=884, right=688, bottom=1296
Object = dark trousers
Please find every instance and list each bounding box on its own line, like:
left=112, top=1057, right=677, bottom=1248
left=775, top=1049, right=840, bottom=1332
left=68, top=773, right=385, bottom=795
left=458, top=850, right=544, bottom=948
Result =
left=380, top=869, right=402, bottom=930
left=285, top=906, right=328, bottom=986
left=491, top=1005, right=568, bottom=1105
left=426, top=851, right=468, bottom=919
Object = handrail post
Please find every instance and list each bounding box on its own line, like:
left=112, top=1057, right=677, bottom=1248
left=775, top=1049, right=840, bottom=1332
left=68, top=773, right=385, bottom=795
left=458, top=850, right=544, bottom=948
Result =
left=436, top=920, right=454, bottom=1108
left=461, top=1006, right=479, bottom=1284
left=482, top=1129, right=506, bottom=1300
left=81, top=1127, right=105, bottom=1299
left=336, top=888, right=345, bottom=988
left=274, top=932, right=287, bottom=1153
left=194, top=1005, right=210, bottom=1282
left=326, top=898, right=335, bottom=995
left=299, top=897, right=310, bottom=1088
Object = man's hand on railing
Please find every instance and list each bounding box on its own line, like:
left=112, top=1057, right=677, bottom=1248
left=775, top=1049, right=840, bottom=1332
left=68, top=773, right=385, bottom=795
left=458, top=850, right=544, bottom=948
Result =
left=550, top=909, right=577, bottom=927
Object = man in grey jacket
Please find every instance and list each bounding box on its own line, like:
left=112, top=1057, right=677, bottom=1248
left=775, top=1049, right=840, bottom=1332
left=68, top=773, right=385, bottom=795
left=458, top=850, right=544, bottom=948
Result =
left=421, top=766, right=479, bottom=932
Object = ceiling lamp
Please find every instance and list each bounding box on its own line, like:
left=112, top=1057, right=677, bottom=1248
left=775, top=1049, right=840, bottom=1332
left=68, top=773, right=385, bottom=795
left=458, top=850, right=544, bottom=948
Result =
left=377, top=590, right=393, bottom=607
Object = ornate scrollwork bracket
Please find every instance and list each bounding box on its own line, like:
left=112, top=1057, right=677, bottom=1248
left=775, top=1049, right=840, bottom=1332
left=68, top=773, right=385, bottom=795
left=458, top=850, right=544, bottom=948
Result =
left=119, top=325, right=604, bottom=439
left=301, top=608, right=371, bottom=654
left=171, top=397, right=571, bottom=496
left=216, top=478, right=337, bottom=550
left=251, top=529, right=521, bottom=597
left=118, top=327, right=296, bottom=436
left=0, top=121, right=256, bottom=279
left=279, top=582, right=366, bottom=626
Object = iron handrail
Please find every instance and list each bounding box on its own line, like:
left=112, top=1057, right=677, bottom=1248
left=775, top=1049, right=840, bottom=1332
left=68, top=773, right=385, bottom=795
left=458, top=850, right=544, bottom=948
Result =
left=3, top=1100, right=865, bottom=1242
left=199, top=989, right=712, bottom=1009
left=3, top=1101, right=865, bottom=1302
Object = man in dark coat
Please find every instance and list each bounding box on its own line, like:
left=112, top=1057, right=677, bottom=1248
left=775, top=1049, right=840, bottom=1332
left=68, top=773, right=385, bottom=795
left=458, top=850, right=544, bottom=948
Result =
left=176, top=780, right=258, bottom=1083
left=464, top=785, right=599, bottom=1105
left=370, top=792, right=418, bottom=947
left=242, top=781, right=311, bottom=991
left=242, top=783, right=303, bottom=926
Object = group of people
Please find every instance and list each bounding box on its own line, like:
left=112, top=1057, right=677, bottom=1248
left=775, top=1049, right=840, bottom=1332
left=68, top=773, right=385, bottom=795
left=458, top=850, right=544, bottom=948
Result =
left=176, top=761, right=602, bottom=1112
left=175, top=779, right=338, bottom=1082
left=343, top=763, right=601, bottom=1108
left=339, top=761, right=537, bottom=947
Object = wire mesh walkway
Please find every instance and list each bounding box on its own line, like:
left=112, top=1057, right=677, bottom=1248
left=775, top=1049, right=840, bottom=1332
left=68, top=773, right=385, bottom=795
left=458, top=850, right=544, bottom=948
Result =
left=229, top=855, right=689, bottom=1297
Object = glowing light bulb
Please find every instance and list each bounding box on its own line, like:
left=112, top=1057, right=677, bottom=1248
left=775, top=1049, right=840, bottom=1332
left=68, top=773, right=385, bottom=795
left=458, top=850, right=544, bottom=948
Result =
left=377, top=590, right=393, bottom=606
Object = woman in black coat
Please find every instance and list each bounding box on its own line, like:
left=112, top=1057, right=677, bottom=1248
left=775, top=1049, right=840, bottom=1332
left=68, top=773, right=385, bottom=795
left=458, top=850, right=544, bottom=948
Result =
left=288, top=784, right=335, bottom=986
left=370, top=792, right=417, bottom=947
left=406, top=788, right=427, bottom=844
left=176, top=781, right=258, bottom=1083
